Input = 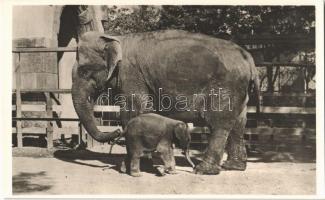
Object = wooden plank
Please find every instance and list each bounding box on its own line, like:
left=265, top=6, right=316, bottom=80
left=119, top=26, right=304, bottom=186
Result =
left=255, top=62, right=315, bottom=68
left=45, top=93, right=53, bottom=149
left=238, top=37, right=314, bottom=47
left=12, top=104, right=46, bottom=112
left=13, top=37, right=54, bottom=48
left=98, top=126, right=123, bottom=132
left=12, top=127, right=46, bottom=134
left=12, top=47, right=77, bottom=53
left=15, top=104, right=120, bottom=113
left=261, top=92, right=315, bottom=97
left=245, top=128, right=315, bottom=136
left=247, top=106, right=315, bottom=114
left=13, top=117, right=80, bottom=121
left=53, top=126, right=79, bottom=135
left=22, top=104, right=46, bottom=112
left=13, top=88, right=71, bottom=93
left=53, top=105, right=121, bottom=113
left=94, top=105, right=120, bottom=112
left=16, top=54, right=23, bottom=148
left=190, top=126, right=210, bottom=134
left=190, top=141, right=208, bottom=144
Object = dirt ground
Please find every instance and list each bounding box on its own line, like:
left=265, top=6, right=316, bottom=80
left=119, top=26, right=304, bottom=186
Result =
left=12, top=145, right=316, bottom=195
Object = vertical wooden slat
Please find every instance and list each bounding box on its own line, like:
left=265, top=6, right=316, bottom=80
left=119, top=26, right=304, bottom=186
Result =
left=45, top=92, right=53, bottom=148
left=79, top=123, right=87, bottom=145
left=266, top=66, right=274, bottom=92
left=79, top=123, right=83, bottom=145
left=85, top=126, right=93, bottom=149
left=16, top=53, right=23, bottom=148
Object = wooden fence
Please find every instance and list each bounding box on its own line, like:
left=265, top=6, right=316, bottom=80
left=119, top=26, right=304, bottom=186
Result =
left=12, top=89, right=122, bottom=148
left=12, top=47, right=316, bottom=150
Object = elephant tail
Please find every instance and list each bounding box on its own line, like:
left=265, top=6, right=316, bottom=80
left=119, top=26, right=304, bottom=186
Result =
left=248, top=75, right=261, bottom=114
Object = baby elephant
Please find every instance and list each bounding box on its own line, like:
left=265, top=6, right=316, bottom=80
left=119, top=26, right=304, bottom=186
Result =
left=120, top=113, right=195, bottom=177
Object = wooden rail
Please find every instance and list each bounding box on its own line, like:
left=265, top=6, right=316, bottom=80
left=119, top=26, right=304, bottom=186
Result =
left=12, top=47, right=77, bottom=53
left=12, top=104, right=315, bottom=115
left=255, top=62, right=315, bottom=68
left=12, top=104, right=121, bottom=112
left=12, top=89, right=72, bottom=93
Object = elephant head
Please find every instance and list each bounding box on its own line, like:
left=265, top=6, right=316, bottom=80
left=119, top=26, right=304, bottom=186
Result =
left=72, top=32, right=122, bottom=142
left=174, top=123, right=195, bottom=168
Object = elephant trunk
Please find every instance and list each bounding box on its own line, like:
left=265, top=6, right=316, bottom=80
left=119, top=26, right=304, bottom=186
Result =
left=71, top=77, right=120, bottom=143
left=183, top=148, right=195, bottom=169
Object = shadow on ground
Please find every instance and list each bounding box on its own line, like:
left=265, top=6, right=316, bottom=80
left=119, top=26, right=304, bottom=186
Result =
left=13, top=171, right=52, bottom=194
left=245, top=145, right=316, bottom=163
left=53, top=149, right=200, bottom=175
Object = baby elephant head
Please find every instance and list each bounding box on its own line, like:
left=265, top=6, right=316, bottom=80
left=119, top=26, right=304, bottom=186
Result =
left=174, top=123, right=191, bottom=150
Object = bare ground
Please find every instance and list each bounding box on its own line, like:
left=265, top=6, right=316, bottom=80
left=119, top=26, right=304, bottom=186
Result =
left=12, top=145, right=316, bottom=195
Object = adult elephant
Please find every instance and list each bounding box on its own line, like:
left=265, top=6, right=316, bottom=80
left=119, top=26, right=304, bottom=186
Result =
left=71, top=30, right=260, bottom=175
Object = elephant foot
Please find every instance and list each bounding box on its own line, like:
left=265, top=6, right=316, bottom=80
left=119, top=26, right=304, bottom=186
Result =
left=120, top=161, right=127, bottom=173
left=166, top=169, right=177, bottom=175
left=156, top=166, right=166, bottom=176
left=130, top=171, right=142, bottom=177
left=194, top=161, right=221, bottom=175
left=222, top=160, right=246, bottom=171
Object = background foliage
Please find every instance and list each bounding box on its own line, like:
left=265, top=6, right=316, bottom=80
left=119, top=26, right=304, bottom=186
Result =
left=102, top=5, right=315, bottom=38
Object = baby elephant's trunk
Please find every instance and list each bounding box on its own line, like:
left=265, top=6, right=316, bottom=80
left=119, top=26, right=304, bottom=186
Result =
left=183, top=149, right=195, bottom=169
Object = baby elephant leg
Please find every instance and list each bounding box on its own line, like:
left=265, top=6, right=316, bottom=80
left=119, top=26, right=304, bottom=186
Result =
left=159, top=148, right=177, bottom=174
left=120, top=156, right=128, bottom=173
left=130, top=152, right=142, bottom=177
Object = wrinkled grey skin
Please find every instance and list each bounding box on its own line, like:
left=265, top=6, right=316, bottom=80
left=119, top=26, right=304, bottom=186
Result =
left=119, top=113, right=193, bottom=177
left=71, top=30, right=260, bottom=175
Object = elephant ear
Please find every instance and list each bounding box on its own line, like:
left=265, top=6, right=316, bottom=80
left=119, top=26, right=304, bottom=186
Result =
left=174, top=123, right=190, bottom=149
left=100, top=34, right=122, bottom=81
left=100, top=34, right=120, bottom=44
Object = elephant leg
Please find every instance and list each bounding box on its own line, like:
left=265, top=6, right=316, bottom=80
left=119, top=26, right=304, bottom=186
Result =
left=120, top=156, right=128, bottom=173
left=159, top=148, right=177, bottom=174
left=194, top=128, right=230, bottom=175
left=129, top=152, right=142, bottom=177
left=126, top=141, right=143, bottom=177
left=223, top=116, right=247, bottom=171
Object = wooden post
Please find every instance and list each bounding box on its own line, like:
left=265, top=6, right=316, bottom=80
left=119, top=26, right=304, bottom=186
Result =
left=85, top=126, right=93, bottom=149
left=266, top=66, right=274, bottom=93
left=45, top=92, right=53, bottom=148
left=79, top=122, right=87, bottom=145
left=79, top=123, right=83, bottom=145
left=16, top=53, right=23, bottom=148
